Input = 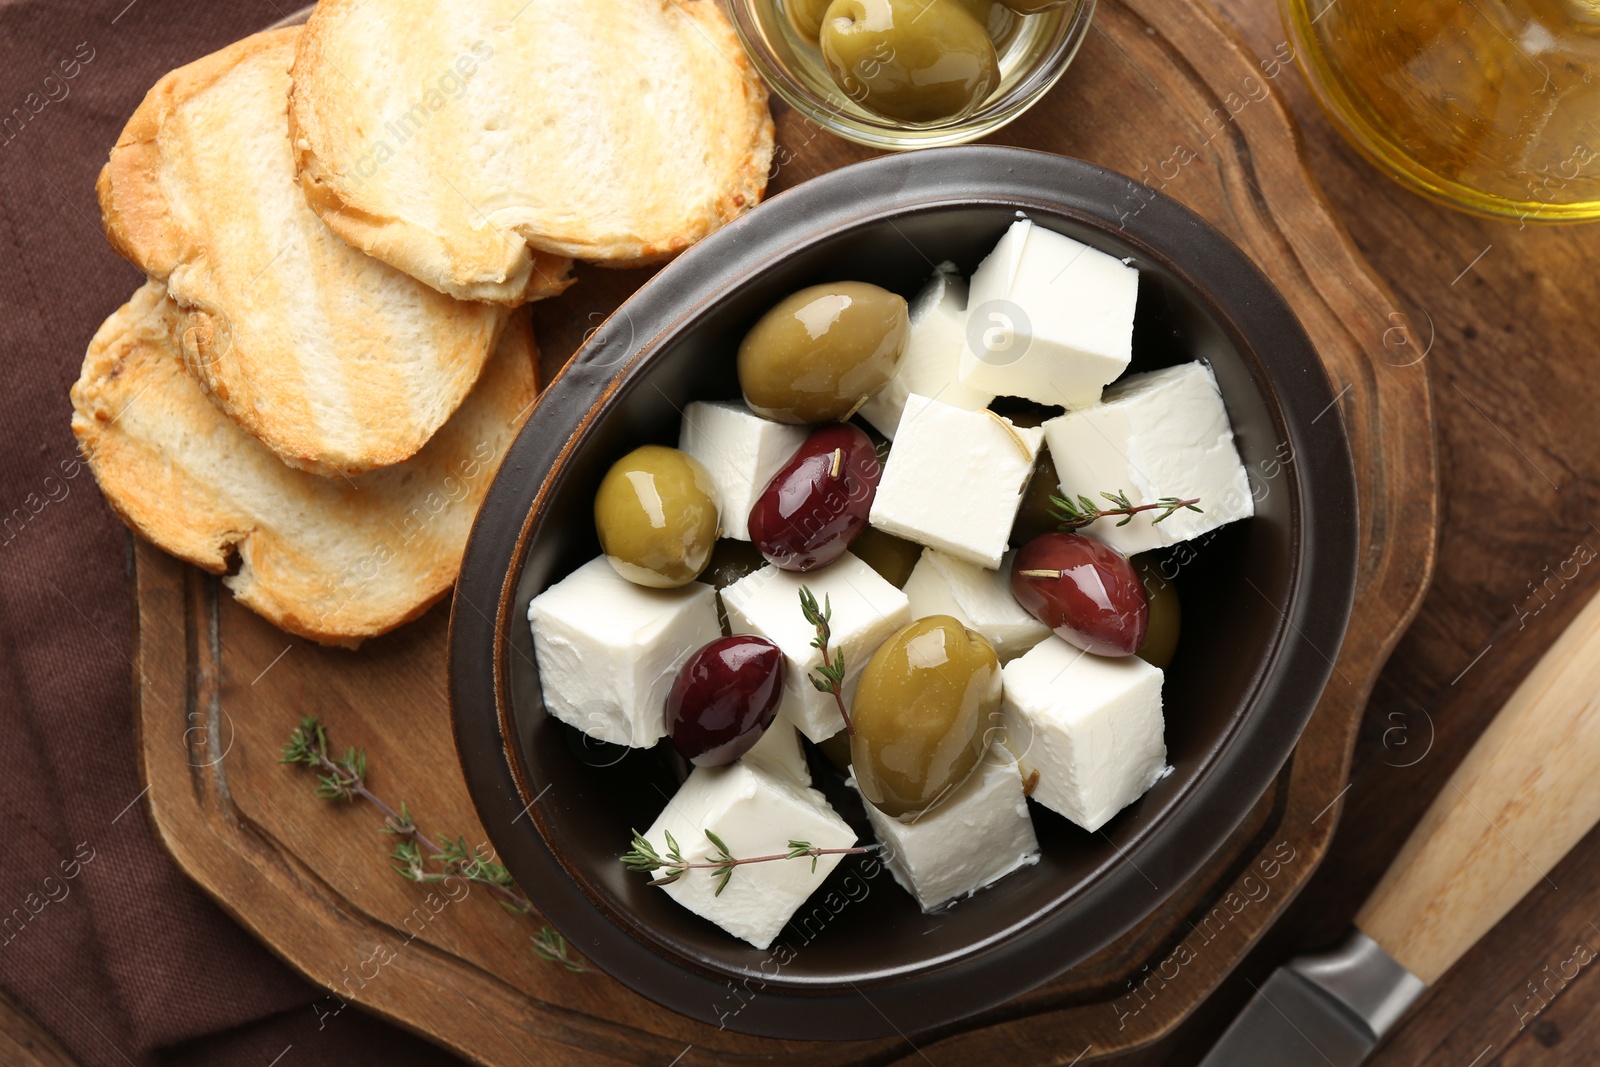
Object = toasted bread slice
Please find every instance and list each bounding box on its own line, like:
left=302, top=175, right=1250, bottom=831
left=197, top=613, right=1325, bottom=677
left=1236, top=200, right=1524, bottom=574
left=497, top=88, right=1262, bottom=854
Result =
left=71, top=281, right=538, bottom=647
left=98, top=27, right=568, bottom=477
left=288, top=0, right=773, bottom=302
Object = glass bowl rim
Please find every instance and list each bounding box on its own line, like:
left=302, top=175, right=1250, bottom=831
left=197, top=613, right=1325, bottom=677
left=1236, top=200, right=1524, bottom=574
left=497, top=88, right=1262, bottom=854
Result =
left=726, top=0, right=1101, bottom=150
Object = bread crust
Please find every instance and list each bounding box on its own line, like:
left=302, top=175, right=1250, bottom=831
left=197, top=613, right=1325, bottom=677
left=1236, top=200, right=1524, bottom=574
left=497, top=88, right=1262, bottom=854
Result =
left=97, top=28, right=563, bottom=477
left=288, top=0, right=774, bottom=301
left=71, top=281, right=540, bottom=647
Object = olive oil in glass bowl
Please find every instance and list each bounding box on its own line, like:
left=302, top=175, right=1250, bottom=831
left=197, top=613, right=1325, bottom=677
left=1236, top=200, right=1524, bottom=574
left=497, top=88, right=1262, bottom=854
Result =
left=728, top=0, right=1096, bottom=150
left=1283, top=0, right=1600, bottom=222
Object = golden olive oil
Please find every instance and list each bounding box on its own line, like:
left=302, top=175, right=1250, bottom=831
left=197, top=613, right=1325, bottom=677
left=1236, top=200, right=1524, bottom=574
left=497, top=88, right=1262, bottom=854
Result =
left=1283, top=0, right=1600, bottom=221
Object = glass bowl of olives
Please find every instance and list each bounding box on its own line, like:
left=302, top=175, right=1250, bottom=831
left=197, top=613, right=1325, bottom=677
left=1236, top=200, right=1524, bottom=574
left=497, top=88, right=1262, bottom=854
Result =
left=450, top=147, right=1359, bottom=1039
left=728, top=0, right=1096, bottom=148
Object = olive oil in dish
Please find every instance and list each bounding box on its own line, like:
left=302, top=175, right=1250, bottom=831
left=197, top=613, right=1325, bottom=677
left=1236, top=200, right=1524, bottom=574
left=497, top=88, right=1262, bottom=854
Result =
left=1285, top=0, right=1600, bottom=221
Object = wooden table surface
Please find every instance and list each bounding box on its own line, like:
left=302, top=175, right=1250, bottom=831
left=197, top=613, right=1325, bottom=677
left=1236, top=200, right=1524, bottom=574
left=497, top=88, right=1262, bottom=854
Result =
left=17, top=0, right=1600, bottom=1064
left=1132, top=2, right=1600, bottom=1064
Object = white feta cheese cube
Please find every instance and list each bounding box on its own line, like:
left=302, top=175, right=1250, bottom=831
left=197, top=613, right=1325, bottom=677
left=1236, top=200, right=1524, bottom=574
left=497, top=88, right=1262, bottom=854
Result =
left=741, top=719, right=810, bottom=787
left=902, top=548, right=1051, bottom=661
left=868, top=394, right=1043, bottom=569
left=643, top=762, right=856, bottom=950
left=1042, top=361, right=1254, bottom=555
left=678, top=401, right=808, bottom=540
left=858, top=749, right=1039, bottom=912
left=1000, top=637, right=1166, bottom=832
left=957, top=218, right=1138, bottom=410
left=528, top=557, right=720, bottom=747
left=720, top=553, right=910, bottom=743
left=859, top=267, right=994, bottom=439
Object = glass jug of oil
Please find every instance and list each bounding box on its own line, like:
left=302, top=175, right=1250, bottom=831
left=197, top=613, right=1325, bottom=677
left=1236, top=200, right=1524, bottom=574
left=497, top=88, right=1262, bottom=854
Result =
left=1282, top=0, right=1600, bottom=222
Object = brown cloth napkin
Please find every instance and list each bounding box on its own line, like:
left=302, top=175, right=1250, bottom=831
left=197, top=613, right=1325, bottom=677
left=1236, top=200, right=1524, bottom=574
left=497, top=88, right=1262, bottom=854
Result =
left=0, top=1, right=466, bottom=1062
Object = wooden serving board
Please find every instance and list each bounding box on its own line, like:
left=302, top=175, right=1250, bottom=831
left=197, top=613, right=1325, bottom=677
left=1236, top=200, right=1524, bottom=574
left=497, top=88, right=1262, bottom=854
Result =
left=132, top=0, right=1438, bottom=1062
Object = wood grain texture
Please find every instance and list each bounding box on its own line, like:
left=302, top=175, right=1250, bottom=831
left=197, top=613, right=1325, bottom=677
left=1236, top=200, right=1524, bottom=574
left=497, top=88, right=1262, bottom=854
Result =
left=131, top=0, right=1438, bottom=1063
left=0, top=990, right=78, bottom=1067
left=1358, top=586, right=1600, bottom=984
left=1103, top=2, right=1600, bottom=1066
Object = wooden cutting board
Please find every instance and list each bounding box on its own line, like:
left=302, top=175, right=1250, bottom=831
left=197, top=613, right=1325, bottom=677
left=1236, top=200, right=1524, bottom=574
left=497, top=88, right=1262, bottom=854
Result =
left=132, top=0, right=1438, bottom=1062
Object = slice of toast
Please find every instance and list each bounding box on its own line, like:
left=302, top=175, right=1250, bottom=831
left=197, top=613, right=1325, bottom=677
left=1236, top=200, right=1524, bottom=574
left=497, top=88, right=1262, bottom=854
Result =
left=288, top=0, right=773, bottom=302
left=71, top=281, right=539, bottom=647
left=98, top=27, right=569, bottom=477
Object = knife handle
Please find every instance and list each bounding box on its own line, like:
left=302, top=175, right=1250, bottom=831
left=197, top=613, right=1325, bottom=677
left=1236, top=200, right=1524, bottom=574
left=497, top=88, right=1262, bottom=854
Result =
left=1356, top=584, right=1600, bottom=984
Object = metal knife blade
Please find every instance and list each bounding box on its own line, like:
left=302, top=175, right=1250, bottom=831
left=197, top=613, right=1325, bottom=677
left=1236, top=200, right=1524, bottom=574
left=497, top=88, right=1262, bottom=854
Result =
left=1205, top=589, right=1600, bottom=1064
left=1198, top=930, right=1424, bottom=1067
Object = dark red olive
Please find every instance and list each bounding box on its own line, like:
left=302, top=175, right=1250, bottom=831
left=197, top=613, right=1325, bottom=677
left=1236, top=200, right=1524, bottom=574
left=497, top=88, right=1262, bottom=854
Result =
left=748, top=423, right=882, bottom=572
left=1010, top=532, right=1149, bottom=656
left=665, top=636, right=787, bottom=766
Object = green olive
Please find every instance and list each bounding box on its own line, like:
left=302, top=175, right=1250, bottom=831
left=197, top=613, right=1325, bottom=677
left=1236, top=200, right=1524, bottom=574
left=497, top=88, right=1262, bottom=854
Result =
left=1134, top=556, right=1182, bottom=668
left=594, top=445, right=719, bottom=588
left=851, top=525, right=923, bottom=588
left=703, top=538, right=770, bottom=631
left=974, top=0, right=1020, bottom=46
left=820, top=0, right=1000, bottom=124
left=851, top=615, right=1001, bottom=818
left=787, top=0, right=834, bottom=37
left=818, top=729, right=853, bottom=773
left=948, top=0, right=1019, bottom=45
left=738, top=282, right=909, bottom=424
left=1010, top=446, right=1063, bottom=546
left=842, top=424, right=922, bottom=586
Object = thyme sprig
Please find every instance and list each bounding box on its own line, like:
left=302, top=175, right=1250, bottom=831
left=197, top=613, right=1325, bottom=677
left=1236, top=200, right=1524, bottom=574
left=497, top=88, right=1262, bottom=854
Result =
left=622, top=829, right=869, bottom=896
left=1050, top=490, right=1203, bottom=531
left=531, top=926, right=584, bottom=972
left=281, top=717, right=582, bottom=972
left=799, top=585, right=853, bottom=735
